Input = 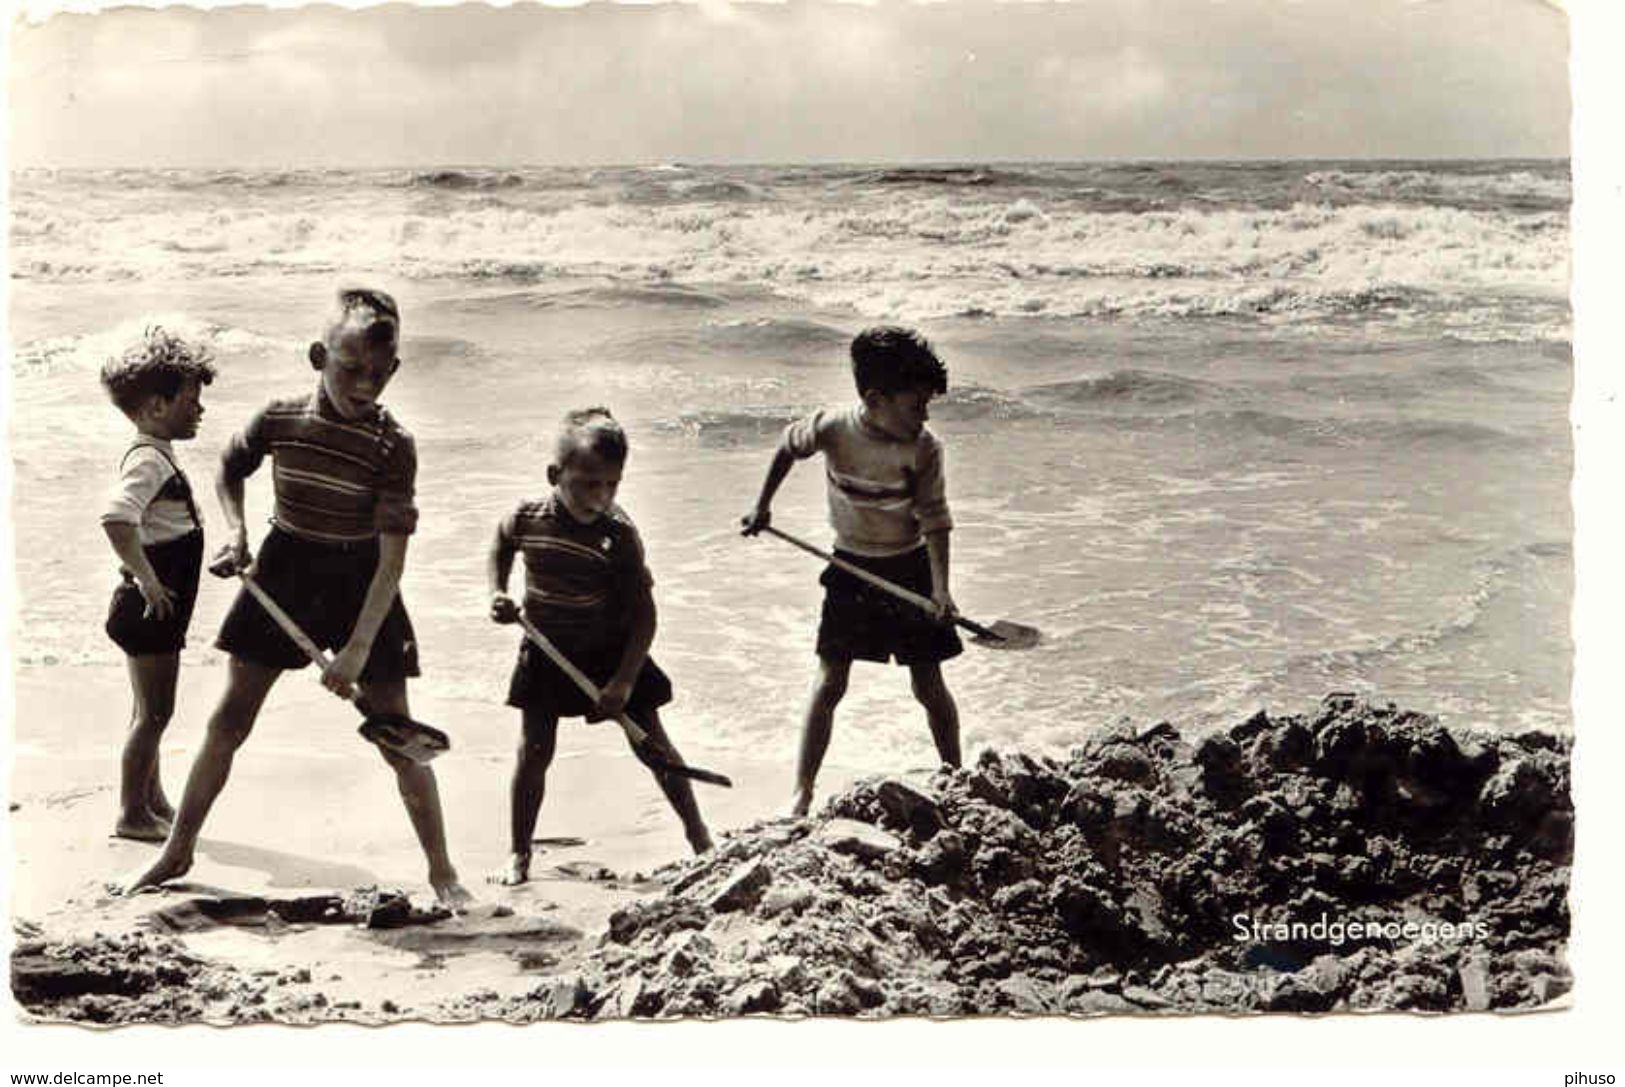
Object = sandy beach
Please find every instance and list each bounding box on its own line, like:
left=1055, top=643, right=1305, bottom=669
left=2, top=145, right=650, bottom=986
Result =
left=10, top=658, right=854, bottom=1021
left=10, top=657, right=1574, bottom=1024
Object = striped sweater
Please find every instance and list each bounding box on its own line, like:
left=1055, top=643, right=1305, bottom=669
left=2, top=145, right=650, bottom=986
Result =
left=220, top=387, right=418, bottom=543
left=780, top=405, right=953, bottom=557
left=498, top=495, right=653, bottom=648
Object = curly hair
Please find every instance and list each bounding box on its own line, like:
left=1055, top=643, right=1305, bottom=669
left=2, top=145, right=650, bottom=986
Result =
left=850, top=326, right=948, bottom=397
left=99, top=326, right=217, bottom=419
left=553, top=406, right=629, bottom=468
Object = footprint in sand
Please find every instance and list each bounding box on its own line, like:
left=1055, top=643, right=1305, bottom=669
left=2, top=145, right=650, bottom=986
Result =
left=547, top=860, right=619, bottom=882
left=41, top=786, right=111, bottom=810
left=485, top=838, right=589, bottom=887
left=542, top=861, right=663, bottom=892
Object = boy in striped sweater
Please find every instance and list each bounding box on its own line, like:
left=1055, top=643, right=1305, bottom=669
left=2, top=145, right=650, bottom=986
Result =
left=742, top=326, right=963, bottom=816
left=487, top=407, right=712, bottom=886
left=123, top=288, right=471, bottom=908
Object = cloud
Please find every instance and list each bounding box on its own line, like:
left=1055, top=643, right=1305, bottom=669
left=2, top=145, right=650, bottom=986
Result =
left=7, top=0, right=1569, bottom=167
left=1036, top=46, right=1170, bottom=118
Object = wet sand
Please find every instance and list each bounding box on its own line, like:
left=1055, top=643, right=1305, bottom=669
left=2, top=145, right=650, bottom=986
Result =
left=10, top=662, right=1575, bottom=1024
left=8, top=660, right=844, bottom=1022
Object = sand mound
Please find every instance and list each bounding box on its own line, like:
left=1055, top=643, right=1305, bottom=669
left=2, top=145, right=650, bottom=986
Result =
left=12, top=696, right=1573, bottom=1023
left=477, top=695, right=1571, bottom=1019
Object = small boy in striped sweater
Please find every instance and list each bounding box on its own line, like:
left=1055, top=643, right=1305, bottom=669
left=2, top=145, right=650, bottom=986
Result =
left=487, top=407, right=712, bottom=886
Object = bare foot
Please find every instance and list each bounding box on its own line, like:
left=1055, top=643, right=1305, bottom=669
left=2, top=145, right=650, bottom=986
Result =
left=116, top=851, right=191, bottom=895
left=148, top=794, right=176, bottom=823
left=433, top=877, right=475, bottom=910
left=486, top=853, right=531, bottom=887
left=688, top=828, right=714, bottom=855
left=112, top=815, right=171, bottom=843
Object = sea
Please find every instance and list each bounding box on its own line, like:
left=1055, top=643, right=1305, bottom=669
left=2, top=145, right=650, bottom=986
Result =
left=7, top=160, right=1573, bottom=769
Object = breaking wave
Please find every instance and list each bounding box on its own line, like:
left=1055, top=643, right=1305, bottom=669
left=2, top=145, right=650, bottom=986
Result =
left=410, top=169, right=526, bottom=191
left=654, top=409, right=800, bottom=447
left=10, top=163, right=1569, bottom=336
left=10, top=314, right=284, bottom=379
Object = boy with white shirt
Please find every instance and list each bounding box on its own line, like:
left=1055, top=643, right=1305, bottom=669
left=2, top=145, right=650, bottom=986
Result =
left=99, top=327, right=215, bottom=841
left=742, top=326, right=963, bottom=816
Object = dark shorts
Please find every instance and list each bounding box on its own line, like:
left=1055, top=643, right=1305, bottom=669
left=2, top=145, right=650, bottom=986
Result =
left=105, top=530, right=204, bottom=657
left=506, top=634, right=673, bottom=725
left=216, top=526, right=420, bottom=682
left=817, top=545, right=963, bottom=666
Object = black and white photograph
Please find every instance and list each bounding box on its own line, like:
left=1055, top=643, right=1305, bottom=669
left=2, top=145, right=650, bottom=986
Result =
left=3, top=0, right=1619, bottom=1073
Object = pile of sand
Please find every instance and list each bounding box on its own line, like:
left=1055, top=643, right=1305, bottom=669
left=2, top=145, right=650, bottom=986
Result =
left=12, top=696, right=1573, bottom=1023
left=472, top=695, right=1572, bottom=1019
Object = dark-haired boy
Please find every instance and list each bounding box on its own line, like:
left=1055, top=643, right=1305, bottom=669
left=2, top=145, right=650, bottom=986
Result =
left=487, top=407, right=712, bottom=886
left=99, top=327, right=215, bottom=841
left=122, top=288, right=471, bottom=907
left=743, top=326, right=963, bottom=816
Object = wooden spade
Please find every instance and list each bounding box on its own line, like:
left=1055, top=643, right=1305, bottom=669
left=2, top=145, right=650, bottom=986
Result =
left=515, top=616, right=732, bottom=788
left=757, top=525, right=1042, bottom=650
left=222, top=564, right=451, bottom=764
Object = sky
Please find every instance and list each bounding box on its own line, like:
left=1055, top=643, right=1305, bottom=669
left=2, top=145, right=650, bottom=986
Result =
left=6, top=0, right=1571, bottom=167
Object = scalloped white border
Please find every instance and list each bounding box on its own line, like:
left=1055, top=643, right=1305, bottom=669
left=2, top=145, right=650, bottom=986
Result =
left=2, top=0, right=1617, bottom=1078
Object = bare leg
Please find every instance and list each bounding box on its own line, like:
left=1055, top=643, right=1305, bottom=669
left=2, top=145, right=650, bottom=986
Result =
left=632, top=709, right=712, bottom=854
left=120, top=658, right=281, bottom=891
left=116, top=652, right=179, bottom=841
left=147, top=765, right=175, bottom=823
left=489, top=709, right=558, bottom=885
left=365, top=679, right=472, bottom=908
left=909, top=661, right=962, bottom=768
left=791, top=656, right=851, bottom=817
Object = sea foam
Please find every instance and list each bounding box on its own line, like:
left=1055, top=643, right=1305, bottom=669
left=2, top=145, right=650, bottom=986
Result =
left=11, top=167, right=1568, bottom=337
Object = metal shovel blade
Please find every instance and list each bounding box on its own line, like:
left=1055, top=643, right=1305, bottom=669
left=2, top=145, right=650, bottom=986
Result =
left=971, top=620, right=1043, bottom=651
left=358, top=713, right=451, bottom=765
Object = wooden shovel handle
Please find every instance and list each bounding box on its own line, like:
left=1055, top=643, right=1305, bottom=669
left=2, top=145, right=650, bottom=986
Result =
left=237, top=573, right=384, bottom=714
left=237, top=572, right=335, bottom=670
left=511, top=617, right=732, bottom=787
left=758, top=526, right=1005, bottom=641
left=514, top=616, right=653, bottom=745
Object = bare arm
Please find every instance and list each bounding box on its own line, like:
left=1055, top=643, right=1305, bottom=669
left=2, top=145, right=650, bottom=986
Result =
left=917, top=432, right=954, bottom=618
left=101, top=522, right=173, bottom=619
left=924, top=527, right=957, bottom=620
left=741, top=446, right=796, bottom=533
left=597, top=581, right=656, bottom=717
left=214, top=463, right=251, bottom=569
left=214, top=407, right=270, bottom=570
left=487, top=523, right=520, bottom=623
left=610, top=583, right=657, bottom=690
left=325, top=532, right=407, bottom=694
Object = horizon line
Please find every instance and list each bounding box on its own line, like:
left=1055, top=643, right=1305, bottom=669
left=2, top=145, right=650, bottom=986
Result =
left=9, top=154, right=1575, bottom=172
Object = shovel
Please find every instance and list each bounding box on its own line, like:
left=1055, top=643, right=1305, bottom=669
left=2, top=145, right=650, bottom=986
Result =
left=755, top=525, right=1042, bottom=650
left=515, top=615, right=733, bottom=788
left=213, top=558, right=450, bottom=764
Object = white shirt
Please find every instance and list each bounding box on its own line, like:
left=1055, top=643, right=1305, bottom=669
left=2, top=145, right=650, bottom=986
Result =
left=780, top=406, right=953, bottom=557
left=101, top=436, right=201, bottom=546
